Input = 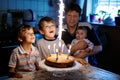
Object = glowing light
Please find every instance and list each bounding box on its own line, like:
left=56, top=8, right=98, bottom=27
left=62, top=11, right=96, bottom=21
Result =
left=56, top=49, right=58, bottom=53
left=58, top=0, right=64, bottom=40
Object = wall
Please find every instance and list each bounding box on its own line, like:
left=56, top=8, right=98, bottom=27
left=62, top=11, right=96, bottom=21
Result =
left=0, top=0, right=60, bottom=25
left=0, top=0, right=93, bottom=24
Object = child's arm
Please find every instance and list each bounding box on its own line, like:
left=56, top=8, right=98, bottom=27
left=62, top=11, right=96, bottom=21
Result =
left=34, top=48, right=43, bottom=71
left=35, top=62, right=42, bottom=70
left=71, top=40, right=87, bottom=55
left=8, top=49, right=23, bottom=78
left=84, top=39, right=94, bottom=53
left=8, top=67, right=23, bottom=78
left=73, top=39, right=94, bottom=58
left=74, top=57, right=90, bottom=65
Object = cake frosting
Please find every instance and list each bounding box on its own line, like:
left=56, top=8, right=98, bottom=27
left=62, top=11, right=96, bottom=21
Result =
left=45, top=54, right=75, bottom=68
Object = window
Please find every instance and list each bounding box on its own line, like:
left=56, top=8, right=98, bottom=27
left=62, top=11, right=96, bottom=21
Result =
left=95, top=0, right=120, bottom=21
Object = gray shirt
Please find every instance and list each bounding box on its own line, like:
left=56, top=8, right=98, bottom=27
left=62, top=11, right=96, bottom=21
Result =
left=36, top=38, right=68, bottom=60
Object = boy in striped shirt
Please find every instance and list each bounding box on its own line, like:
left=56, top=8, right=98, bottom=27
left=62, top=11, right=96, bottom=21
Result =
left=8, top=25, right=41, bottom=78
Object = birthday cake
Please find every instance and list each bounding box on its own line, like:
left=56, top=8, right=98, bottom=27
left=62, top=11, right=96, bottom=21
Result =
left=45, top=54, right=75, bottom=68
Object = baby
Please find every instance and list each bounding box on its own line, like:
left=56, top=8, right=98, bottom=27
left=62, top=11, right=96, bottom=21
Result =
left=71, top=26, right=94, bottom=62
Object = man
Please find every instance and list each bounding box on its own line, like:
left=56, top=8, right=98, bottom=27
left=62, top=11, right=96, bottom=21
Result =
left=62, top=3, right=102, bottom=66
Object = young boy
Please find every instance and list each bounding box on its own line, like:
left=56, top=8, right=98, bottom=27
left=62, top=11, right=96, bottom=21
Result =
left=36, top=16, right=68, bottom=60
left=71, top=26, right=94, bottom=62
left=8, top=25, right=41, bottom=78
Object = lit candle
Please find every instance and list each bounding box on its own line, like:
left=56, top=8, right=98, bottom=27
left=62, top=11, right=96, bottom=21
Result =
left=58, top=40, right=62, bottom=53
left=48, top=45, right=51, bottom=56
left=54, top=43, right=56, bottom=54
left=56, top=49, right=58, bottom=61
left=67, top=45, right=72, bottom=59
left=62, top=44, right=64, bottom=53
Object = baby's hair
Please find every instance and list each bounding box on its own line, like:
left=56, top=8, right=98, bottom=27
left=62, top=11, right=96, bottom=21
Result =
left=38, top=16, right=56, bottom=30
left=77, top=26, right=88, bottom=34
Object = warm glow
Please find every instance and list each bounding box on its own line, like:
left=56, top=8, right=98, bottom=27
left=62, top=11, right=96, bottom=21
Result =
left=56, top=49, right=58, bottom=53
left=59, top=41, right=62, bottom=49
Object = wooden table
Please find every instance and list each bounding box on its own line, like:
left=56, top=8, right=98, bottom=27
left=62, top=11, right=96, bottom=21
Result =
left=7, top=65, right=120, bottom=80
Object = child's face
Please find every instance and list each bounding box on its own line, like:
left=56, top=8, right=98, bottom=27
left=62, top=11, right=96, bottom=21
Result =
left=40, top=21, right=56, bottom=40
left=76, top=29, right=86, bottom=40
left=21, top=28, right=35, bottom=44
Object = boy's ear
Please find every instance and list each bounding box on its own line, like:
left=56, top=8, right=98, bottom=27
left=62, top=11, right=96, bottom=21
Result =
left=18, top=37, right=23, bottom=42
left=39, top=30, right=44, bottom=35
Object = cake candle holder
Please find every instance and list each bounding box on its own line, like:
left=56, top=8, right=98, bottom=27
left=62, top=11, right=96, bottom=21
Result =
left=67, top=45, right=71, bottom=59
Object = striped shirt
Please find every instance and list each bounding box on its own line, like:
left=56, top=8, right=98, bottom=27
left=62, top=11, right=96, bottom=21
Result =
left=8, top=45, right=41, bottom=72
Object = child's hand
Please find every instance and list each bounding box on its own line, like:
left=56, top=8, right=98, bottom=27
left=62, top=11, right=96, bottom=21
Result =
left=38, top=68, right=47, bottom=73
left=71, top=40, right=87, bottom=54
left=84, top=48, right=91, bottom=53
left=75, top=57, right=90, bottom=65
left=66, top=44, right=71, bottom=49
left=77, top=40, right=88, bottom=50
left=13, top=72, right=23, bottom=78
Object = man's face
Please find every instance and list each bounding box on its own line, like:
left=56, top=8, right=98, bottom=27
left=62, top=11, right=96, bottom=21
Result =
left=65, top=11, right=79, bottom=28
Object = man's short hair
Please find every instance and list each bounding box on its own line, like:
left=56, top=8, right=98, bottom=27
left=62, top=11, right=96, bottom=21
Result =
left=65, top=3, right=82, bottom=16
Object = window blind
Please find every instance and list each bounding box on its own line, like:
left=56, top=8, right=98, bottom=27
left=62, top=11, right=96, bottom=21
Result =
left=98, top=0, right=120, bottom=7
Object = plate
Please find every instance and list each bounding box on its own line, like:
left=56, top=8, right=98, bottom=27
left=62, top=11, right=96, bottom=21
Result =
left=40, top=59, right=82, bottom=72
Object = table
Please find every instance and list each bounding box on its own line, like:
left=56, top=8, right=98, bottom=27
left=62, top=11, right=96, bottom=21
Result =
left=7, top=65, right=120, bottom=80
